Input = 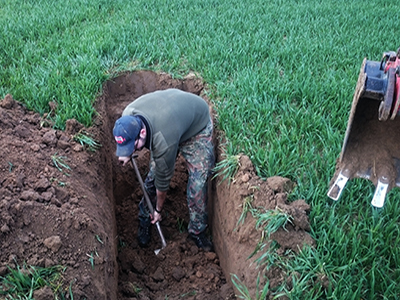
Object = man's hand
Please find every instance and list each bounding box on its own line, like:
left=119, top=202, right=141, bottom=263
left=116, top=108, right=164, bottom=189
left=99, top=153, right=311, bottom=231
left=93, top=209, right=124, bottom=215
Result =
left=118, top=156, right=131, bottom=166
left=151, top=211, right=162, bottom=224
left=152, top=190, right=166, bottom=224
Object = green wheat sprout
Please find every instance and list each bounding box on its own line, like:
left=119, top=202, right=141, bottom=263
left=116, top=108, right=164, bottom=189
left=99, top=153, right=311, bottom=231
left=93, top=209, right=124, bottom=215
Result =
left=73, top=130, right=101, bottom=152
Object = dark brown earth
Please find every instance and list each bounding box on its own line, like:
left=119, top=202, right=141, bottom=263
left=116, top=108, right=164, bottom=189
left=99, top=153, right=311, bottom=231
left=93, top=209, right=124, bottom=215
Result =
left=0, top=70, right=314, bottom=300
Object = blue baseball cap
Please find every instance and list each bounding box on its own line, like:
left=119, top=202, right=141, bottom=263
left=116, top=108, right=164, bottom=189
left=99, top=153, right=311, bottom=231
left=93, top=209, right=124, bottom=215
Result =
left=113, top=115, right=142, bottom=156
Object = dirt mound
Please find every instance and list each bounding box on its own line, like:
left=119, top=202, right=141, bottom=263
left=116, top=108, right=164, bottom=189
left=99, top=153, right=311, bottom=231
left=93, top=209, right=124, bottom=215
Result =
left=213, top=155, right=315, bottom=297
left=0, top=94, right=117, bottom=299
left=0, top=71, right=314, bottom=300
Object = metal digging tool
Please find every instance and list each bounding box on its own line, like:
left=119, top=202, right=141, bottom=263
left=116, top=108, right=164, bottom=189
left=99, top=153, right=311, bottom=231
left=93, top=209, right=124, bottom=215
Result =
left=131, top=155, right=167, bottom=255
left=328, top=47, right=400, bottom=208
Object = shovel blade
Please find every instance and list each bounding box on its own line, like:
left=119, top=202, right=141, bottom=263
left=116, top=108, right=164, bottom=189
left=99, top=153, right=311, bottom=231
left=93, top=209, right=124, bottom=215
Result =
left=328, top=59, right=400, bottom=206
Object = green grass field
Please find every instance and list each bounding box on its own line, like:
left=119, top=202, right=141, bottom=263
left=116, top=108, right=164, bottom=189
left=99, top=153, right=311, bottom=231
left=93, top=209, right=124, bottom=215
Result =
left=1, top=0, right=400, bottom=298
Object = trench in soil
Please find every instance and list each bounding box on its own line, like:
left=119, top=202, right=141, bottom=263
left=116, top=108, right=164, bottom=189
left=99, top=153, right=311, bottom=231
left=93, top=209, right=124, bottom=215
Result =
left=99, top=71, right=236, bottom=299
left=0, top=70, right=313, bottom=299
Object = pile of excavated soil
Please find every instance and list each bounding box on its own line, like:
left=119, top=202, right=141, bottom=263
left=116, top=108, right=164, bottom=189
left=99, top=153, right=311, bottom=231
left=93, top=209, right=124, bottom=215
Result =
left=0, top=93, right=118, bottom=299
left=0, top=70, right=314, bottom=300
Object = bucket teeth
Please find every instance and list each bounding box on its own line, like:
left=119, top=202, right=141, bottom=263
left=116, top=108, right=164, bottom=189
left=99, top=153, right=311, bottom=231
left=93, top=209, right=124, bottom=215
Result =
left=327, top=172, right=349, bottom=201
left=371, top=179, right=389, bottom=208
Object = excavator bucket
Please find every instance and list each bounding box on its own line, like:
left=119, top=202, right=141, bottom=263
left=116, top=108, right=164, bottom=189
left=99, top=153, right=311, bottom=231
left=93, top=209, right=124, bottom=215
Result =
left=328, top=49, right=400, bottom=207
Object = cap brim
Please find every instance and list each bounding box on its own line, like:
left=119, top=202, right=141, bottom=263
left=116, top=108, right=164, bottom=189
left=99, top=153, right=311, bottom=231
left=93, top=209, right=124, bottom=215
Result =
left=115, top=138, right=136, bottom=157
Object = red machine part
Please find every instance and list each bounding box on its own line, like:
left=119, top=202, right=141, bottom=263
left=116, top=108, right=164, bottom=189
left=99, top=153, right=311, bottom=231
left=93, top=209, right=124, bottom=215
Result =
left=381, top=49, right=400, bottom=120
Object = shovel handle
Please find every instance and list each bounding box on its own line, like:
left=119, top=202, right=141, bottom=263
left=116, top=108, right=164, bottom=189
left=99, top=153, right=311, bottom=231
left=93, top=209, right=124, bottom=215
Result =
left=131, top=156, right=167, bottom=249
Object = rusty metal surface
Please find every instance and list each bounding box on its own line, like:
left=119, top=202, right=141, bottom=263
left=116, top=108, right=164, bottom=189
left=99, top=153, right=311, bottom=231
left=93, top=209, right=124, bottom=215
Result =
left=328, top=56, right=400, bottom=207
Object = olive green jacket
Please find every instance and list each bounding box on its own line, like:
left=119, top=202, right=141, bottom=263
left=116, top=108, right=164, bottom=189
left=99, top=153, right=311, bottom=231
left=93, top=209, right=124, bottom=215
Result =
left=122, top=89, right=210, bottom=191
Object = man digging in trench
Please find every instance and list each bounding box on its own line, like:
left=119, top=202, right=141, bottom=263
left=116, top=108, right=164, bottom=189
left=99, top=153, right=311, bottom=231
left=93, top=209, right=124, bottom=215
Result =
left=113, top=89, right=215, bottom=252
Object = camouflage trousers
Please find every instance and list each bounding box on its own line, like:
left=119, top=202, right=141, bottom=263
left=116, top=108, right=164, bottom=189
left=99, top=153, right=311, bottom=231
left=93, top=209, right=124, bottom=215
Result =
left=139, top=118, right=215, bottom=235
